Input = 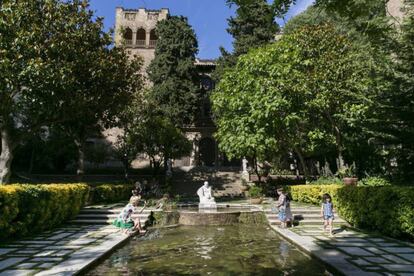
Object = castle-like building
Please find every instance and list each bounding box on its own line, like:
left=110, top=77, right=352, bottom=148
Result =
left=112, top=7, right=231, bottom=168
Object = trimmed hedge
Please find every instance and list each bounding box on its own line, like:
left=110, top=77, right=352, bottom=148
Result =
left=290, top=185, right=414, bottom=240
left=88, top=183, right=134, bottom=204
left=0, top=184, right=89, bottom=240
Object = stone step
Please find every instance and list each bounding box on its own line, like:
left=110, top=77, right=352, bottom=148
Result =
left=76, top=214, right=150, bottom=219
left=69, top=219, right=147, bottom=225
left=265, top=216, right=347, bottom=225
left=80, top=209, right=154, bottom=214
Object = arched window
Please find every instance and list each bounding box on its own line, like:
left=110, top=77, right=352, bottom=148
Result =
left=123, top=28, right=133, bottom=45
left=149, top=29, right=157, bottom=47
left=136, top=28, right=146, bottom=47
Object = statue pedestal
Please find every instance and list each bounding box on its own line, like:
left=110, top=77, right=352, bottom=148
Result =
left=198, top=202, right=217, bottom=211
left=241, top=171, right=249, bottom=182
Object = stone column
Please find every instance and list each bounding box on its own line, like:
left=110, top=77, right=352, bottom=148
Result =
left=145, top=30, right=150, bottom=48
left=132, top=31, right=137, bottom=46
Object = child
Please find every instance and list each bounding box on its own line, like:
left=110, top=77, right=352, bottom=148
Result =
left=321, top=193, right=334, bottom=236
left=113, top=195, right=146, bottom=235
left=276, top=188, right=292, bottom=228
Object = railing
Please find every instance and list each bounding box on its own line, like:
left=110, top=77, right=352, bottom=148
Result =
left=124, top=39, right=133, bottom=46
left=136, top=40, right=146, bottom=47
left=149, top=40, right=157, bottom=47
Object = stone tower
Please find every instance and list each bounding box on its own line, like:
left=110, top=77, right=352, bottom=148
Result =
left=114, top=7, right=169, bottom=68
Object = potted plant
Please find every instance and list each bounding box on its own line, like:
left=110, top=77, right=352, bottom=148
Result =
left=248, top=185, right=263, bottom=204
left=338, top=163, right=358, bottom=186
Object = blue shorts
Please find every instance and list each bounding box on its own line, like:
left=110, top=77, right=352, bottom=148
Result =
left=324, top=215, right=334, bottom=220
left=279, top=210, right=286, bottom=221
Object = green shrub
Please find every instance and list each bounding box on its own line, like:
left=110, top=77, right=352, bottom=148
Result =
left=310, top=177, right=343, bottom=185
left=88, top=183, right=134, bottom=204
left=290, top=185, right=414, bottom=240
left=248, top=185, right=263, bottom=198
left=0, top=184, right=89, bottom=241
left=359, top=177, right=391, bottom=187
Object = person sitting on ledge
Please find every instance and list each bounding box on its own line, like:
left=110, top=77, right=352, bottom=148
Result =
left=113, top=195, right=147, bottom=235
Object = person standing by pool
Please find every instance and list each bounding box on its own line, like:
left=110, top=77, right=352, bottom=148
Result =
left=276, top=188, right=292, bottom=228
left=113, top=195, right=146, bottom=235
left=321, top=193, right=334, bottom=236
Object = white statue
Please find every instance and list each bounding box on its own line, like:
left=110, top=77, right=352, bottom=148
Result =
left=197, top=181, right=216, bottom=209
left=242, top=157, right=248, bottom=173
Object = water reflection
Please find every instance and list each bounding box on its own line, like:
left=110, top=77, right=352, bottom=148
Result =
left=85, top=225, right=329, bottom=275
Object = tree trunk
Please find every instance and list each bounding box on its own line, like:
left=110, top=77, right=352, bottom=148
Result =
left=294, top=147, right=309, bottom=179
left=252, top=155, right=262, bottom=183
left=0, top=128, right=15, bottom=184
left=75, top=139, right=85, bottom=181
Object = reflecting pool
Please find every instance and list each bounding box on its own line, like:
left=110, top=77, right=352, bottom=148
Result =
left=86, top=225, right=330, bottom=275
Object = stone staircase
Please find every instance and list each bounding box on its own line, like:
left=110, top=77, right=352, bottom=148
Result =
left=171, top=168, right=244, bottom=198
left=69, top=205, right=154, bottom=225
left=264, top=202, right=348, bottom=227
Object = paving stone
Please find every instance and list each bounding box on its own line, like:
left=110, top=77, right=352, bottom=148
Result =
left=330, top=242, right=375, bottom=247
left=365, top=247, right=386, bottom=254
left=351, top=258, right=372, bottom=266
left=14, top=250, right=39, bottom=255
left=44, top=245, right=81, bottom=250
left=68, top=238, right=96, bottom=245
left=368, top=238, right=388, bottom=243
left=46, top=233, right=73, bottom=241
left=398, top=254, right=414, bottom=262
left=338, top=247, right=374, bottom=256
left=378, top=243, right=403, bottom=247
left=51, top=250, right=73, bottom=257
left=34, top=251, right=55, bottom=257
left=380, top=264, right=414, bottom=272
left=23, top=245, right=46, bottom=249
left=16, top=262, right=37, bottom=269
left=363, top=257, right=391, bottom=264
left=0, top=248, right=17, bottom=256
left=383, top=255, right=412, bottom=265
left=0, top=270, right=37, bottom=276
left=0, top=258, right=27, bottom=270
left=38, top=262, right=56, bottom=269
left=383, top=247, right=414, bottom=254
left=31, top=257, right=63, bottom=262
left=399, top=273, right=414, bottom=276
left=18, top=240, right=54, bottom=245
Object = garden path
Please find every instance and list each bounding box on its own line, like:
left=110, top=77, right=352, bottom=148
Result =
left=265, top=202, right=414, bottom=276
left=0, top=204, right=154, bottom=276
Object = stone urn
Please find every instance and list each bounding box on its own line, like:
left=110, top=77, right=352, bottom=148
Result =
left=343, top=177, right=358, bottom=186
left=249, top=198, right=263, bottom=204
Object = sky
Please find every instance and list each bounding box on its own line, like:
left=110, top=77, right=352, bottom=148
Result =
left=89, top=0, right=314, bottom=59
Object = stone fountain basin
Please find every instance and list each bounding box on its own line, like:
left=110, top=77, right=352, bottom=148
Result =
left=167, top=204, right=265, bottom=226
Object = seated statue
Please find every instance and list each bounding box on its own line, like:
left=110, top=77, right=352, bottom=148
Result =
left=197, top=181, right=216, bottom=208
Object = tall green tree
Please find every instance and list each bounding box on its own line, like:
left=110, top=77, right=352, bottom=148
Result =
left=147, top=16, right=199, bottom=127
left=0, top=0, right=70, bottom=183
left=213, top=0, right=279, bottom=81
left=212, top=24, right=376, bottom=177
left=0, top=0, right=144, bottom=183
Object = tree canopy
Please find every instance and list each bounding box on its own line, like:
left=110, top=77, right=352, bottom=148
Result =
left=147, top=16, right=199, bottom=127
left=212, top=24, right=376, bottom=176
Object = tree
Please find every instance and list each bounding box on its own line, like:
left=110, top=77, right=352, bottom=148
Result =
left=147, top=16, right=199, bottom=127
left=374, top=0, right=414, bottom=180
left=0, top=0, right=144, bottom=183
left=0, top=0, right=73, bottom=183
left=212, top=24, right=376, bottom=177
left=117, top=93, right=192, bottom=176
left=213, top=0, right=279, bottom=81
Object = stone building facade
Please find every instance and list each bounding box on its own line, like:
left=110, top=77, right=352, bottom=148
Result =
left=112, top=8, right=228, bottom=168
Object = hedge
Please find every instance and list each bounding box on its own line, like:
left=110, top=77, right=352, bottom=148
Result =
left=0, top=184, right=89, bottom=240
left=290, top=185, right=414, bottom=240
left=88, top=183, right=134, bottom=204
